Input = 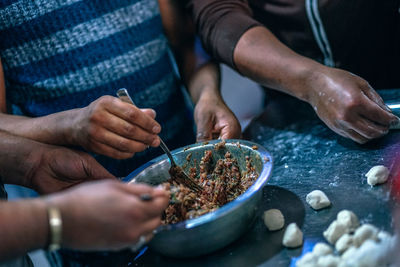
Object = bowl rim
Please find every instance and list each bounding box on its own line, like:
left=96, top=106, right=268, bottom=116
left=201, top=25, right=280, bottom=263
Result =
left=123, top=139, right=273, bottom=232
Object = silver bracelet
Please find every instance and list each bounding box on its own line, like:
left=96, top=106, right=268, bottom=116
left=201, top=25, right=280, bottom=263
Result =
left=47, top=207, right=62, bottom=251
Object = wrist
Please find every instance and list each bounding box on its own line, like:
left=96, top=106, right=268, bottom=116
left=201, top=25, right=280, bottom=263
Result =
left=57, top=109, right=81, bottom=146
left=28, top=199, right=50, bottom=250
left=196, top=86, right=222, bottom=104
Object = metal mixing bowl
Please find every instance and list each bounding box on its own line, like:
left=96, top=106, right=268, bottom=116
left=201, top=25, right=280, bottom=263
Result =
left=124, top=139, right=273, bottom=258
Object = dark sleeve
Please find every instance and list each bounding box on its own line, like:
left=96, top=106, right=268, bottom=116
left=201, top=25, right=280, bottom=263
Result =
left=186, top=0, right=262, bottom=69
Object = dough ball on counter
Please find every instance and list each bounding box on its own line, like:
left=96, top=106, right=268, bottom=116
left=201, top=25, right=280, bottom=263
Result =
left=323, top=220, right=348, bottom=245
left=365, top=165, right=389, bottom=186
left=335, top=233, right=353, bottom=253
left=340, top=246, right=357, bottom=261
left=340, top=240, right=386, bottom=267
left=263, top=209, right=285, bottom=231
left=296, top=252, right=317, bottom=267
left=317, top=254, right=340, bottom=267
left=312, top=242, right=333, bottom=256
left=306, top=190, right=331, bottom=210
left=353, top=224, right=378, bottom=247
left=377, top=230, right=391, bottom=243
left=296, top=242, right=333, bottom=267
left=337, top=210, right=359, bottom=232
left=283, top=223, right=303, bottom=248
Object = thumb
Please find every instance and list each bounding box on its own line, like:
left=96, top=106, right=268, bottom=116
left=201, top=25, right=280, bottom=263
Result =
left=141, top=108, right=157, bottom=119
left=196, top=114, right=214, bottom=142
left=84, top=155, right=117, bottom=180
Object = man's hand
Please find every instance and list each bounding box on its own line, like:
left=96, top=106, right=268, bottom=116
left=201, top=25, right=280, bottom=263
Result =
left=46, top=180, right=169, bottom=251
left=307, top=67, right=398, bottom=144
left=29, top=146, right=115, bottom=194
left=68, top=96, right=161, bottom=159
left=194, top=91, right=241, bottom=142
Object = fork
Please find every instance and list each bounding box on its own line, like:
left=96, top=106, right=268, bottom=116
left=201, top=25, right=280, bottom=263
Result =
left=116, top=88, right=203, bottom=193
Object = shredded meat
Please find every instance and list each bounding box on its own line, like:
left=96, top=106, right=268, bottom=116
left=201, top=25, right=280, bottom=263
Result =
left=162, top=145, right=258, bottom=224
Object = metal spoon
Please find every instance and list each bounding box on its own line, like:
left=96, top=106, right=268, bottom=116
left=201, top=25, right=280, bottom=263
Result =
left=116, top=88, right=203, bottom=192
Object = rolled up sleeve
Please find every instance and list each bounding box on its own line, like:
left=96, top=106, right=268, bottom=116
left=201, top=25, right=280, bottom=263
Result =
left=187, top=0, right=261, bottom=69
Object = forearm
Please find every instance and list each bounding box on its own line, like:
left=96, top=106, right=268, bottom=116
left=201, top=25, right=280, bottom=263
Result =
left=188, top=62, right=221, bottom=104
left=189, top=0, right=325, bottom=102
left=0, top=109, right=78, bottom=146
left=0, top=131, right=45, bottom=187
left=0, top=198, right=48, bottom=261
left=233, top=26, right=325, bottom=102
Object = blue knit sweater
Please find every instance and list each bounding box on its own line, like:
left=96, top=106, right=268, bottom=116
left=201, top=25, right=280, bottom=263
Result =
left=0, top=0, right=195, bottom=177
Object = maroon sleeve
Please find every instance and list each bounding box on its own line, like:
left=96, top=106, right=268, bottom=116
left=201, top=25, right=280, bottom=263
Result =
left=187, top=0, right=261, bottom=69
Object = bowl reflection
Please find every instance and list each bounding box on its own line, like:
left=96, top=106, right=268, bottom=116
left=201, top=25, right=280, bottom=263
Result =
left=124, top=139, right=273, bottom=258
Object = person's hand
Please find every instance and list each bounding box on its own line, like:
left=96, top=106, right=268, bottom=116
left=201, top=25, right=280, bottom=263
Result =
left=306, top=67, right=399, bottom=144
left=69, top=96, right=161, bottom=159
left=46, top=180, right=169, bottom=251
left=29, top=146, right=115, bottom=194
left=194, top=92, right=241, bottom=142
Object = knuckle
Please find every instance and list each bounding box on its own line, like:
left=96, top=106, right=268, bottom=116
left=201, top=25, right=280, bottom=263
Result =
left=117, top=139, right=130, bottom=151
left=124, top=124, right=136, bottom=135
left=337, top=111, right=350, bottom=122
left=98, top=95, right=113, bottom=105
left=87, top=125, right=100, bottom=138
left=126, top=108, right=138, bottom=121
left=343, top=97, right=361, bottom=110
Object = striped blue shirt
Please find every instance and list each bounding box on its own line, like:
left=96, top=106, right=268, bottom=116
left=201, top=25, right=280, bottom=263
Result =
left=0, top=0, right=195, bottom=177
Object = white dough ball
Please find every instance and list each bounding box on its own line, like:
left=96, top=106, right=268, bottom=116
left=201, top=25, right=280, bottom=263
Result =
left=317, top=254, right=341, bottom=267
left=377, top=231, right=391, bottom=243
left=353, top=224, right=378, bottom=247
left=283, top=223, right=303, bottom=248
left=263, top=209, right=285, bottom=231
left=335, top=233, right=353, bottom=254
left=323, top=220, right=348, bottom=245
left=296, top=252, right=318, bottom=267
left=337, top=210, right=359, bottom=232
left=343, top=240, right=385, bottom=267
left=341, top=246, right=358, bottom=261
left=365, top=165, right=389, bottom=186
left=306, top=190, right=331, bottom=210
left=312, top=242, right=333, bottom=256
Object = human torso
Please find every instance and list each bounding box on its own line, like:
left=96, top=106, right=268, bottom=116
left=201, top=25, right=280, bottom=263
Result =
left=249, top=0, right=400, bottom=88
left=0, top=0, right=195, bottom=176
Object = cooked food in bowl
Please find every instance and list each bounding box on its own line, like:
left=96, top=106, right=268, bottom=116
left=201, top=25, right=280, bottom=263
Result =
left=126, top=139, right=272, bottom=257
left=163, top=141, right=259, bottom=224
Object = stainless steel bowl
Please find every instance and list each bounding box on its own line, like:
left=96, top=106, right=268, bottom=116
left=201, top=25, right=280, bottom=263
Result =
left=124, top=139, right=273, bottom=258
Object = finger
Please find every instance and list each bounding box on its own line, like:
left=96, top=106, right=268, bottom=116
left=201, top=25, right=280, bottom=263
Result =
left=142, top=194, right=170, bottom=216
left=349, top=117, right=389, bottom=139
left=101, top=112, right=159, bottom=147
left=78, top=152, right=117, bottom=180
left=141, top=109, right=156, bottom=119
left=120, top=183, right=169, bottom=204
left=361, top=85, right=392, bottom=113
left=137, top=217, right=162, bottom=235
left=195, top=113, right=214, bottom=142
left=107, top=99, right=161, bottom=134
left=89, top=139, right=135, bottom=159
left=121, top=183, right=157, bottom=196
left=358, top=94, right=398, bottom=127
left=218, top=122, right=242, bottom=140
left=92, top=128, right=149, bottom=154
left=344, top=129, right=369, bottom=144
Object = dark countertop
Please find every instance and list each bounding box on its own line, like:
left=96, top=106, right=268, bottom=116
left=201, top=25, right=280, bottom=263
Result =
left=74, top=89, right=400, bottom=267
